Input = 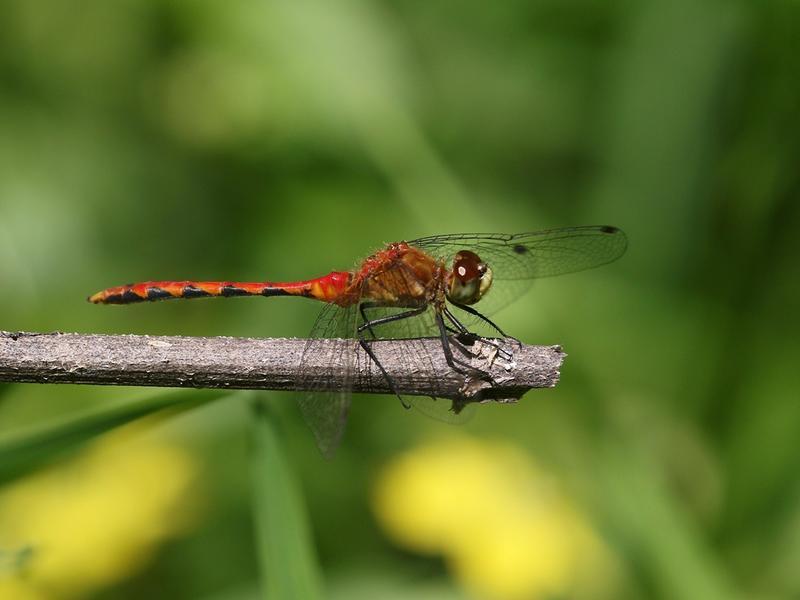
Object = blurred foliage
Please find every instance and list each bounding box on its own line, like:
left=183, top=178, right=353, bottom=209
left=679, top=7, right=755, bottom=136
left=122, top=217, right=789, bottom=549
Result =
left=373, top=435, right=619, bottom=599
left=0, top=390, right=225, bottom=485
left=0, top=0, right=799, bottom=598
left=251, top=400, right=322, bottom=600
left=0, top=420, right=200, bottom=599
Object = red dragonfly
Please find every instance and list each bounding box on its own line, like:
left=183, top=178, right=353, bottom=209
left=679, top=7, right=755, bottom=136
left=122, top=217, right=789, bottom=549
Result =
left=90, top=225, right=627, bottom=455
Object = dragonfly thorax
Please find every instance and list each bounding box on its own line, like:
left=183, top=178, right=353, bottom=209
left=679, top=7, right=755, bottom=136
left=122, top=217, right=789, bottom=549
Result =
left=446, top=250, right=493, bottom=305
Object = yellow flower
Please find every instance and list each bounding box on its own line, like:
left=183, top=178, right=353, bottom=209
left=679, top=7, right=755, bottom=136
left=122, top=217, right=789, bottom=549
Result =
left=372, top=435, right=616, bottom=600
left=0, top=422, right=200, bottom=599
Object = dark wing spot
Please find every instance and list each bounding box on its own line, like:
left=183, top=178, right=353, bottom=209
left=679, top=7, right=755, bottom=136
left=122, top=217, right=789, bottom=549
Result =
left=146, top=287, right=173, bottom=300
left=600, top=225, right=619, bottom=234
left=182, top=285, right=212, bottom=298
left=221, top=285, right=250, bottom=297
left=512, top=244, right=528, bottom=254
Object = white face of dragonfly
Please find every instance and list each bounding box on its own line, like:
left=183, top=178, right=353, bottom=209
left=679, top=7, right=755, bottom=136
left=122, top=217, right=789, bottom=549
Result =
left=447, top=250, right=493, bottom=305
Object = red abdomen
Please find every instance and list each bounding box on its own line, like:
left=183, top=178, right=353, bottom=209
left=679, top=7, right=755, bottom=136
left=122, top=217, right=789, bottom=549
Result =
left=88, top=272, right=351, bottom=305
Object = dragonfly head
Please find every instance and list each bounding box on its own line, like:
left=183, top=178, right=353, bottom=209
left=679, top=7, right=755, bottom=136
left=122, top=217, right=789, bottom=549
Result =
left=447, top=250, right=493, bottom=305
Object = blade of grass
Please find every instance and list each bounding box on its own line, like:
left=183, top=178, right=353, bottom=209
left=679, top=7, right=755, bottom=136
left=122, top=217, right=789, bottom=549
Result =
left=0, top=389, right=227, bottom=484
left=250, top=398, right=323, bottom=600
left=0, top=383, right=12, bottom=405
left=598, top=440, right=739, bottom=600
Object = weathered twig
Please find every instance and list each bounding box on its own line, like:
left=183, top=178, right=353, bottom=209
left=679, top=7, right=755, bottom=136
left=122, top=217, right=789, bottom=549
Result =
left=0, top=331, right=565, bottom=404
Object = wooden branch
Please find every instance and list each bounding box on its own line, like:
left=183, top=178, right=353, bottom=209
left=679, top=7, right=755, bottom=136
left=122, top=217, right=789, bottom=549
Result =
left=0, top=331, right=565, bottom=404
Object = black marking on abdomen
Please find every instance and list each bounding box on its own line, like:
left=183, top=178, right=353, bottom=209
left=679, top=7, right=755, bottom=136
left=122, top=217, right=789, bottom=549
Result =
left=146, top=287, right=173, bottom=300
left=122, top=290, right=144, bottom=303
left=221, top=285, right=251, bottom=297
left=183, top=285, right=212, bottom=298
left=261, top=288, right=293, bottom=297
left=103, top=293, right=124, bottom=304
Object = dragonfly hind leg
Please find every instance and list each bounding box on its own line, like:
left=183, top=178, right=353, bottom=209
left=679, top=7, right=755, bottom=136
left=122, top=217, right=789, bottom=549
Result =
left=358, top=302, right=380, bottom=339
left=357, top=304, right=428, bottom=408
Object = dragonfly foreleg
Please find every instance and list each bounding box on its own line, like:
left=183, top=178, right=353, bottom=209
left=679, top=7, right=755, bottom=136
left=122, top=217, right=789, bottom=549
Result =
left=448, top=300, right=517, bottom=342
left=435, top=312, right=493, bottom=382
left=439, top=322, right=486, bottom=363
left=441, top=310, right=483, bottom=359
left=443, top=307, right=514, bottom=362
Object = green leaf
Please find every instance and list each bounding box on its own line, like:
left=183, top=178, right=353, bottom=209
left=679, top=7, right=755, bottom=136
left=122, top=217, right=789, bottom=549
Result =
left=0, top=389, right=227, bottom=485
left=0, top=383, right=12, bottom=404
left=250, top=399, right=323, bottom=600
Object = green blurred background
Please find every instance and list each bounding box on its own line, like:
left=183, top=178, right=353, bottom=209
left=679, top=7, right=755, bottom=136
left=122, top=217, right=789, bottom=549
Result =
left=1, top=0, right=799, bottom=598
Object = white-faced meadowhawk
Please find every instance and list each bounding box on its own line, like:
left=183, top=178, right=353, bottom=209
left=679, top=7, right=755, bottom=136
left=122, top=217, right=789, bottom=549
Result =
left=90, top=225, right=627, bottom=456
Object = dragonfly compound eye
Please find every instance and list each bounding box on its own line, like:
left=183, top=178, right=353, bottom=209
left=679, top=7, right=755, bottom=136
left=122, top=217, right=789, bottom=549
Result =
left=448, top=251, right=493, bottom=305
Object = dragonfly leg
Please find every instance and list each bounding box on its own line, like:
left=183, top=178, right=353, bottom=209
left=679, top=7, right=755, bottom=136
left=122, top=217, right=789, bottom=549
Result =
left=357, top=304, right=428, bottom=408
left=443, top=307, right=484, bottom=348
left=358, top=302, right=379, bottom=339
left=438, top=310, right=474, bottom=339
left=435, top=312, right=493, bottom=381
left=444, top=307, right=514, bottom=362
left=357, top=337, right=409, bottom=408
left=448, top=300, right=516, bottom=341
left=358, top=304, right=427, bottom=335
left=442, top=318, right=483, bottom=360
left=443, top=306, right=473, bottom=336
left=439, top=321, right=486, bottom=362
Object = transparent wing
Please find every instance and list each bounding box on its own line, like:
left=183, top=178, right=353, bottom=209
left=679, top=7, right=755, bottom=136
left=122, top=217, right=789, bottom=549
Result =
left=411, top=226, right=628, bottom=279
left=411, top=225, right=627, bottom=319
left=361, top=304, right=439, bottom=340
left=359, top=305, right=476, bottom=424
left=408, top=394, right=477, bottom=424
left=297, top=302, right=359, bottom=458
left=295, top=228, right=625, bottom=448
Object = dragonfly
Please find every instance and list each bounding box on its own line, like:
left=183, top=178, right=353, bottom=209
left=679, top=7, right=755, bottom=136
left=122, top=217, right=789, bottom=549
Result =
left=89, top=225, right=627, bottom=456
